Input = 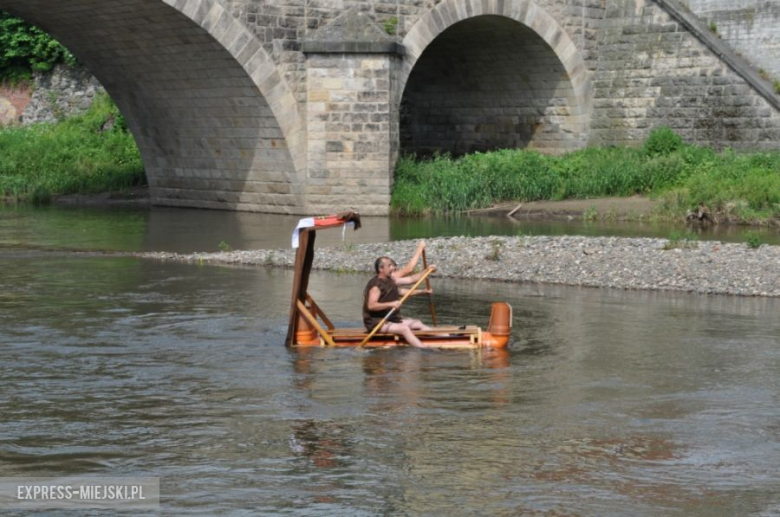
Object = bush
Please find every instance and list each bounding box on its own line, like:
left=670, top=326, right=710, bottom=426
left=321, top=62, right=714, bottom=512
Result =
left=392, top=127, right=780, bottom=224
left=0, top=93, right=144, bottom=201
left=745, top=231, right=762, bottom=249
left=643, top=126, right=684, bottom=156
left=0, top=11, right=75, bottom=83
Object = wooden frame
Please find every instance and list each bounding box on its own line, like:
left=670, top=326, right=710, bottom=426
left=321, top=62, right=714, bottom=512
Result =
left=286, top=211, right=362, bottom=346
left=296, top=299, right=336, bottom=347
left=306, top=294, right=334, bottom=330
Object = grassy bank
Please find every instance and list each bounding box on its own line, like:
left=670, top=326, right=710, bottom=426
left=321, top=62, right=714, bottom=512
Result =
left=0, top=93, right=144, bottom=203
left=391, top=127, right=780, bottom=224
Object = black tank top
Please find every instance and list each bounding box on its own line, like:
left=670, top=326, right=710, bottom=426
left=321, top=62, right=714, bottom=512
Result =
left=363, top=276, right=402, bottom=330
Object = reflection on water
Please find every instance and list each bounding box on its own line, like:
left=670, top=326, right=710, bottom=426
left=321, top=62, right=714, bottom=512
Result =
left=390, top=213, right=780, bottom=245
left=0, top=204, right=391, bottom=253
left=1, top=203, right=778, bottom=254
left=2, top=255, right=780, bottom=515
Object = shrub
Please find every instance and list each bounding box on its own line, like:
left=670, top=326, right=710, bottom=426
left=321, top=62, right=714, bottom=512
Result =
left=640, top=154, right=686, bottom=191
left=745, top=231, right=762, bottom=249
left=643, top=126, right=684, bottom=156
left=582, top=206, right=598, bottom=221
left=0, top=11, right=76, bottom=83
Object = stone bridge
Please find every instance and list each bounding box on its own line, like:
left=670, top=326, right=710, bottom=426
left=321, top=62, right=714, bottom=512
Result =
left=1, top=0, right=779, bottom=215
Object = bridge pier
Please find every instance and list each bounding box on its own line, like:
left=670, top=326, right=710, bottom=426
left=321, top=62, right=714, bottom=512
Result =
left=300, top=10, right=405, bottom=216
left=303, top=53, right=400, bottom=216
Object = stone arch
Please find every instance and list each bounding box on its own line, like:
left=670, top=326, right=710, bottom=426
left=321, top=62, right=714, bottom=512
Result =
left=0, top=0, right=306, bottom=213
left=400, top=0, right=592, bottom=155
left=161, top=0, right=305, bottom=173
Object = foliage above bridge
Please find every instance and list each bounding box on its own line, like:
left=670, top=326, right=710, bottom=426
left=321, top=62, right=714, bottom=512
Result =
left=0, top=10, right=74, bottom=83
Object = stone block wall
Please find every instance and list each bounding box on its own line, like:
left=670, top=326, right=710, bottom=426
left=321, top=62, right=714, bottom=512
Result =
left=681, top=0, right=780, bottom=78
left=590, top=0, right=780, bottom=150
left=22, top=64, right=103, bottom=124
left=223, top=0, right=408, bottom=106
left=0, top=64, right=102, bottom=126
left=222, top=0, right=308, bottom=104
left=225, top=0, right=609, bottom=106
left=305, top=53, right=396, bottom=215
left=223, top=0, right=780, bottom=154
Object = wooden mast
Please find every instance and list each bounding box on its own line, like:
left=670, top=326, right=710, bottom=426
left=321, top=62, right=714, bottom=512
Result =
left=285, top=228, right=317, bottom=346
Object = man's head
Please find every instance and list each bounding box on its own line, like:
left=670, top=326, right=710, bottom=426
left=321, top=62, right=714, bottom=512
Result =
left=374, top=256, right=396, bottom=276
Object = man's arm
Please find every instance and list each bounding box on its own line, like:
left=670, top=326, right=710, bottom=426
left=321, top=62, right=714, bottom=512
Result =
left=367, top=286, right=400, bottom=311
left=392, top=240, right=425, bottom=279
left=399, top=288, right=433, bottom=297
left=394, top=264, right=436, bottom=286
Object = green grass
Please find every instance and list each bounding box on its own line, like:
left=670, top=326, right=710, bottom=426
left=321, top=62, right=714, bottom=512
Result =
left=391, top=127, right=780, bottom=224
left=745, top=230, right=763, bottom=249
left=0, top=92, right=144, bottom=203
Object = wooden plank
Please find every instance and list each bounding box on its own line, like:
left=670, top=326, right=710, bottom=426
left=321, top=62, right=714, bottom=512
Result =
left=285, top=230, right=309, bottom=346
left=306, top=294, right=334, bottom=330
left=331, top=331, right=481, bottom=340
left=301, top=230, right=316, bottom=307
left=507, top=203, right=523, bottom=218
left=331, top=331, right=480, bottom=339
left=296, top=299, right=336, bottom=347
left=329, top=326, right=479, bottom=335
left=333, top=334, right=479, bottom=345
left=422, top=249, right=438, bottom=326
left=285, top=229, right=317, bottom=346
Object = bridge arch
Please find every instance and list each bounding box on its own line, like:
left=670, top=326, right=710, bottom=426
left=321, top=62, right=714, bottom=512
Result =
left=0, top=0, right=306, bottom=212
left=400, top=0, right=592, bottom=155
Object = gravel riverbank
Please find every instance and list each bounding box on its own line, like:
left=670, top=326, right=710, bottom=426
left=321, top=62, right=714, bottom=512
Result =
left=138, top=235, right=780, bottom=298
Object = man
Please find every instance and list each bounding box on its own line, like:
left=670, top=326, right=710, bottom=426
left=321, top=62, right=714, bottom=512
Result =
left=363, top=255, right=436, bottom=348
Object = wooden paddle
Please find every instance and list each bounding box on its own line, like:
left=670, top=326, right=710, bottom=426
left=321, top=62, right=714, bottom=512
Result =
left=422, top=249, right=438, bottom=326
left=359, top=266, right=436, bottom=347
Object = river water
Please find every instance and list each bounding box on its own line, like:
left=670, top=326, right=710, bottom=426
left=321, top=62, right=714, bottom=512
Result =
left=1, top=204, right=778, bottom=253
left=2, top=204, right=780, bottom=515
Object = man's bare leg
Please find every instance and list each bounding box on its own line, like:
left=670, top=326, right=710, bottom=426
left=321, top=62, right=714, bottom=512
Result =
left=383, top=322, right=428, bottom=348
left=402, top=318, right=430, bottom=331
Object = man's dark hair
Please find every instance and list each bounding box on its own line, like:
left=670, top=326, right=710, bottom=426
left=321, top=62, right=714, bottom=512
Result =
left=374, top=256, right=391, bottom=274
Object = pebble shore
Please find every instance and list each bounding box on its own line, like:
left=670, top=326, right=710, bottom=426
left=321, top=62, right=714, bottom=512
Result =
left=139, top=236, right=780, bottom=297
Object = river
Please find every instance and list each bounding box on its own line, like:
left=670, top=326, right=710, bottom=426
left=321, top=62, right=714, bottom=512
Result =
left=2, top=204, right=780, bottom=515
left=1, top=203, right=778, bottom=253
